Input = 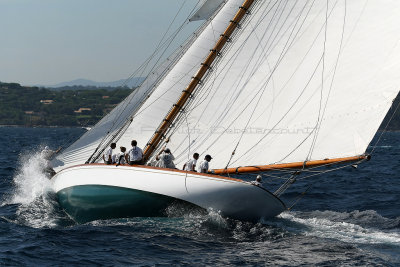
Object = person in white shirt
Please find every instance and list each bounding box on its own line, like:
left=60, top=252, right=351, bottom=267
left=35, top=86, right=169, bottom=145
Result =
left=183, top=153, right=199, bottom=172
left=155, top=148, right=176, bottom=169
left=125, top=140, right=143, bottom=165
left=251, top=175, right=262, bottom=186
left=103, top=143, right=116, bottom=164
left=115, top=146, right=127, bottom=165
left=199, top=154, right=212, bottom=173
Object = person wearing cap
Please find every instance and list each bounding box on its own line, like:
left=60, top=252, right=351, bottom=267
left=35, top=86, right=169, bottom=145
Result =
left=115, top=146, right=127, bottom=165
left=155, top=147, right=176, bottom=169
left=103, top=143, right=116, bottom=165
left=126, top=140, right=143, bottom=165
left=251, top=175, right=263, bottom=186
left=199, top=154, right=212, bottom=173
left=183, top=153, right=199, bottom=172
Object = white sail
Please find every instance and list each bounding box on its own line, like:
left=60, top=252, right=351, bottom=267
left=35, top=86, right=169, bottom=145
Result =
left=51, top=28, right=201, bottom=170
left=154, top=0, right=400, bottom=169
left=51, top=0, right=234, bottom=171
left=189, top=0, right=225, bottom=21
left=55, top=0, right=400, bottom=172
left=116, top=0, right=245, bottom=152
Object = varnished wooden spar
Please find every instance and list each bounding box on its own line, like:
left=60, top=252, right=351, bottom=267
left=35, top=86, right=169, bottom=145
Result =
left=142, top=0, right=255, bottom=162
left=212, top=155, right=369, bottom=175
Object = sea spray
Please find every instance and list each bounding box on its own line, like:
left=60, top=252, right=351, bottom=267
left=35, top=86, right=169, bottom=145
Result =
left=3, top=147, right=63, bottom=228
left=10, top=148, right=52, bottom=205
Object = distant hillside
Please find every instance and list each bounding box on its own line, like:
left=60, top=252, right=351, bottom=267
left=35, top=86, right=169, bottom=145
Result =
left=40, top=77, right=145, bottom=90
left=0, top=82, right=131, bottom=127
left=0, top=81, right=399, bottom=129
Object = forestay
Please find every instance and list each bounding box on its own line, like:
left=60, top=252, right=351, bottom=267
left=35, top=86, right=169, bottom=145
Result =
left=160, top=0, right=400, bottom=169
left=116, top=0, right=246, bottom=153
left=51, top=20, right=203, bottom=171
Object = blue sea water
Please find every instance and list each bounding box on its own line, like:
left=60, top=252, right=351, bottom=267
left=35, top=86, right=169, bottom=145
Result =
left=0, top=126, right=399, bottom=266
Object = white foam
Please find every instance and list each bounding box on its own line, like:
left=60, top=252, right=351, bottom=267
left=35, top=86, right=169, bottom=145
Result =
left=8, top=149, right=53, bottom=205
left=279, top=211, right=400, bottom=245
left=3, top=147, right=58, bottom=228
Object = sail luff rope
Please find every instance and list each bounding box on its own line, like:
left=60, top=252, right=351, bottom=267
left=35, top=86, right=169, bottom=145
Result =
left=142, top=0, right=257, bottom=162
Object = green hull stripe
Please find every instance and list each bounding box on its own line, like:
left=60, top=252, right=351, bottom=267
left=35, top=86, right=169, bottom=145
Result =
left=58, top=185, right=201, bottom=223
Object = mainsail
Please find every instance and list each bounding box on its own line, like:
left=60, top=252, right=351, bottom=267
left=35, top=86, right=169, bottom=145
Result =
left=55, top=0, right=400, bottom=173
left=143, top=0, right=400, bottom=170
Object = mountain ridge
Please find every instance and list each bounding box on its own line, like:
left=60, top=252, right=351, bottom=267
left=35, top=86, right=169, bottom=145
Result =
left=37, top=77, right=145, bottom=89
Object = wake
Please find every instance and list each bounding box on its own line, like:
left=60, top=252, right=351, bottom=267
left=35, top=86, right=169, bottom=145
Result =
left=277, top=210, right=400, bottom=246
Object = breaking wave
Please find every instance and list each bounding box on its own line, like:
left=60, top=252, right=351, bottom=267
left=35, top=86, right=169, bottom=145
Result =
left=275, top=210, right=400, bottom=246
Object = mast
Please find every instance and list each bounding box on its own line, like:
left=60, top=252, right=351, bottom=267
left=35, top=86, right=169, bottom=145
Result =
left=142, top=0, right=255, bottom=162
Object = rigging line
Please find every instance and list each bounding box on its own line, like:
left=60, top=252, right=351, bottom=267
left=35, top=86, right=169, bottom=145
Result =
left=287, top=183, right=313, bottom=210
left=282, top=158, right=367, bottom=207
left=307, top=0, right=346, bottom=161
left=141, top=1, right=260, bottom=160
left=297, top=159, right=367, bottom=181
left=136, top=1, right=199, bottom=83
left=205, top=0, right=315, bottom=153
left=230, top=54, right=325, bottom=166
left=167, top=0, right=308, bottom=161
left=207, top=0, right=284, bottom=123
left=155, top=1, right=264, bottom=159
left=116, top=0, right=203, bottom=113
left=100, top=3, right=203, bottom=129
left=87, top=2, right=201, bottom=162
left=120, top=9, right=218, bottom=124
left=166, top=0, right=311, bottom=165
left=237, top=0, right=315, bottom=136
left=369, top=96, right=400, bottom=155
left=248, top=0, right=318, bottom=124
left=230, top=1, right=341, bottom=166
left=183, top=0, right=278, bottom=129
left=118, top=0, right=202, bottom=89
left=202, top=2, right=308, bottom=154
left=183, top=110, right=192, bottom=193
left=177, top=0, right=281, bottom=149
left=224, top=0, right=308, bottom=168
left=110, top=6, right=201, bottom=123
left=306, top=0, right=329, bottom=161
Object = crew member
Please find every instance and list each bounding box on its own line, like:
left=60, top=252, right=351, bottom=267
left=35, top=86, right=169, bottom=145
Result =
left=156, top=148, right=176, bottom=169
left=126, top=140, right=143, bottom=165
left=199, top=154, right=212, bottom=173
left=103, top=143, right=116, bottom=164
left=183, top=153, right=199, bottom=172
left=115, top=146, right=127, bottom=165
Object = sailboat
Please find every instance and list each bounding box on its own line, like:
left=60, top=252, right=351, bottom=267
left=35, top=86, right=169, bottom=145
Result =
left=51, top=0, right=400, bottom=223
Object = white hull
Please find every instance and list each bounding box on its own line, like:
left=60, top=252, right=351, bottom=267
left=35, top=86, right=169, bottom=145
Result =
left=52, top=164, right=286, bottom=222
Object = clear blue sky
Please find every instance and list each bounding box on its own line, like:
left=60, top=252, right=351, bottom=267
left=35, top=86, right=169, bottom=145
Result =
left=0, top=0, right=202, bottom=86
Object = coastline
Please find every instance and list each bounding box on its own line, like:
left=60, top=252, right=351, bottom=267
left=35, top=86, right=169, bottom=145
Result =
left=0, top=125, right=91, bottom=129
